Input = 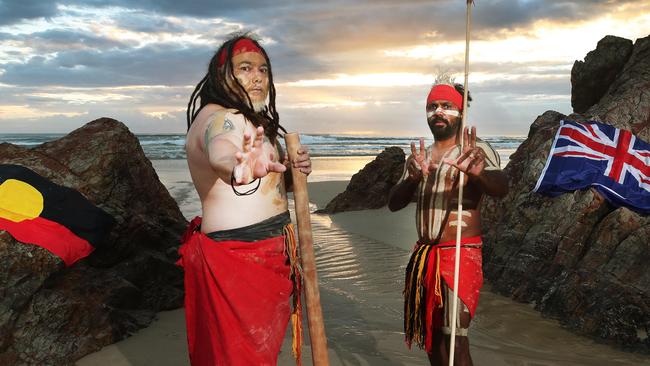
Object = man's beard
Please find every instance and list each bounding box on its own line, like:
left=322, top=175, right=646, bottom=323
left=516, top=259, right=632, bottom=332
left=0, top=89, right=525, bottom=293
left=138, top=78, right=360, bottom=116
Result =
left=428, top=116, right=459, bottom=140
left=251, top=99, right=267, bottom=113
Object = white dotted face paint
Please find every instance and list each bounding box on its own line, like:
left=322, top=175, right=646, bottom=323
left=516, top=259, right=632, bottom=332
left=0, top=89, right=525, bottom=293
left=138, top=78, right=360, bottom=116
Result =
left=427, top=107, right=460, bottom=119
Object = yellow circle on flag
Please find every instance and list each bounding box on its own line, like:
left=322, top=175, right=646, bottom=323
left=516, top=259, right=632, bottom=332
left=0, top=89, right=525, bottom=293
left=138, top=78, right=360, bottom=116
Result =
left=0, top=179, right=44, bottom=222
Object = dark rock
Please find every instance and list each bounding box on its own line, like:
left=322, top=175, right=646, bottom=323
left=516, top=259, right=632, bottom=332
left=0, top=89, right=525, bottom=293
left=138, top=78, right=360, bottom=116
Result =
left=318, top=147, right=405, bottom=213
left=482, top=35, right=650, bottom=352
left=587, top=35, right=650, bottom=140
left=571, top=35, right=633, bottom=113
left=0, top=118, right=186, bottom=365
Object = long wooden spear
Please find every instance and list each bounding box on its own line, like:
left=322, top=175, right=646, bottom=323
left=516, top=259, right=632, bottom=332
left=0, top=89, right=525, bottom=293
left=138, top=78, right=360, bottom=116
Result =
left=285, top=133, right=330, bottom=366
left=448, top=1, right=474, bottom=365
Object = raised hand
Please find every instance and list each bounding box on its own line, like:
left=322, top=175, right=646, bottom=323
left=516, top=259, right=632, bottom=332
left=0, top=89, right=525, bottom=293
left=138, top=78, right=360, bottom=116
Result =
left=409, top=137, right=439, bottom=179
left=233, top=126, right=287, bottom=184
left=408, top=138, right=427, bottom=179
left=445, top=126, right=486, bottom=178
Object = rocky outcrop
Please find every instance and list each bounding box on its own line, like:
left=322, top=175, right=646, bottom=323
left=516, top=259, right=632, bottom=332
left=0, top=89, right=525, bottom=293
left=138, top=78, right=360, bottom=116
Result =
left=317, top=147, right=405, bottom=213
left=0, top=118, right=186, bottom=365
left=571, top=35, right=633, bottom=114
left=482, top=35, right=650, bottom=352
left=588, top=35, right=650, bottom=138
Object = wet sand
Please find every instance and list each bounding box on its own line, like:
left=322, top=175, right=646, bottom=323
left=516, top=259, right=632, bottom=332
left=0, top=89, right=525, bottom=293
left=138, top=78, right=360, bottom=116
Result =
left=76, top=159, right=650, bottom=366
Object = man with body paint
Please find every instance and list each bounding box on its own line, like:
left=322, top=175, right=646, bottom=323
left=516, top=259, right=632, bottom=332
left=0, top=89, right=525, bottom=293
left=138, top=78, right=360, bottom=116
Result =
left=388, top=82, right=508, bottom=366
left=179, top=33, right=311, bottom=366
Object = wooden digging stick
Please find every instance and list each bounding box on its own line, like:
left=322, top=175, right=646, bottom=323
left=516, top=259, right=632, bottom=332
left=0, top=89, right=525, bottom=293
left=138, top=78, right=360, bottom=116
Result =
left=285, top=133, right=330, bottom=366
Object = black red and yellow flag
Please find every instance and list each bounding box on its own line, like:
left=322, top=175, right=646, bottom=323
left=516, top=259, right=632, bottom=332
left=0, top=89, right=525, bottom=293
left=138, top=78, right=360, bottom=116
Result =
left=0, top=164, right=115, bottom=266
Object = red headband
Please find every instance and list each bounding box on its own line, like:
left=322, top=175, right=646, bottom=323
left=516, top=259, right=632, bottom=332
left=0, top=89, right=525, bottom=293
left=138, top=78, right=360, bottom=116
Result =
left=426, top=84, right=463, bottom=111
left=218, top=38, right=263, bottom=67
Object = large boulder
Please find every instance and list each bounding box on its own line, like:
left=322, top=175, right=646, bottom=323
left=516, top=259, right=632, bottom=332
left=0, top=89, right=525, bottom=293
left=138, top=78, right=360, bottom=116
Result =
left=482, top=35, right=650, bottom=352
left=318, top=147, right=405, bottom=213
left=587, top=35, right=650, bottom=139
left=0, top=118, right=187, bottom=365
left=571, top=35, right=633, bottom=114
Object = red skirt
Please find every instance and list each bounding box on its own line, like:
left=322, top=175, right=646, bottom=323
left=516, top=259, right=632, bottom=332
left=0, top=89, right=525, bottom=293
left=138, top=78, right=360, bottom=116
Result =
left=177, top=217, right=296, bottom=366
left=424, top=237, right=483, bottom=351
left=404, top=236, right=483, bottom=352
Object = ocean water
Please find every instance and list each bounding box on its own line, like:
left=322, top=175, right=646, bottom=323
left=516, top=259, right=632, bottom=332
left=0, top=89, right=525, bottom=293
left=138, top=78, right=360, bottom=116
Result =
left=0, top=133, right=524, bottom=169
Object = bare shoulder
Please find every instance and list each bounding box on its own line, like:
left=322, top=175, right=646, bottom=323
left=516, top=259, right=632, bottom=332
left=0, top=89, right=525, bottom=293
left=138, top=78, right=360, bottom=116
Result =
left=188, top=105, right=244, bottom=144
left=192, top=105, right=235, bottom=131
left=203, top=109, right=247, bottom=142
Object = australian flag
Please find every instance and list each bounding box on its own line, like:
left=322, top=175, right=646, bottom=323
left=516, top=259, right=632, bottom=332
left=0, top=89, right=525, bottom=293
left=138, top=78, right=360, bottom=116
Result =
left=534, top=120, right=650, bottom=214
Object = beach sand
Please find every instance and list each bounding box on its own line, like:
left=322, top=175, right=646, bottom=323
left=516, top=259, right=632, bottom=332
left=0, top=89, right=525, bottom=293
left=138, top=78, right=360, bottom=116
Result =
left=76, top=160, right=650, bottom=366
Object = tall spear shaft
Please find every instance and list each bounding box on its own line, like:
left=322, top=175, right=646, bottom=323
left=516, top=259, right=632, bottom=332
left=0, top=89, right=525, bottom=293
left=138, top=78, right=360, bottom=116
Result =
left=448, top=1, right=474, bottom=365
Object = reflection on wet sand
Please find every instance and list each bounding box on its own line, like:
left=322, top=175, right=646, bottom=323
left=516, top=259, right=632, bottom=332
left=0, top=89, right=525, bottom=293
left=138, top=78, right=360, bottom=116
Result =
left=296, top=207, right=650, bottom=366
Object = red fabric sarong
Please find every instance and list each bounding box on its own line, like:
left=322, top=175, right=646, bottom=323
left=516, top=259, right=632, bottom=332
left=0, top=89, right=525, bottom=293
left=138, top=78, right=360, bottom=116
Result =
left=177, top=217, right=294, bottom=366
left=424, top=236, right=483, bottom=351
left=404, top=236, right=483, bottom=352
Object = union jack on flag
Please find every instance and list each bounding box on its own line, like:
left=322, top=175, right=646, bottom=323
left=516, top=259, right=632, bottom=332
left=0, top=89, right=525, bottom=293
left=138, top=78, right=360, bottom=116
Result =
left=534, top=120, right=650, bottom=214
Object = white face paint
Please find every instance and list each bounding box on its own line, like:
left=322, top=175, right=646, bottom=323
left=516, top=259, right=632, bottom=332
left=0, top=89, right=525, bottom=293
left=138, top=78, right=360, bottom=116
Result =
left=427, top=107, right=460, bottom=119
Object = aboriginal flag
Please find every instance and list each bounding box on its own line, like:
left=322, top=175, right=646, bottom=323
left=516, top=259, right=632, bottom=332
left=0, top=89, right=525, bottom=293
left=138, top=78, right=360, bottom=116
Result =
left=0, top=164, right=115, bottom=266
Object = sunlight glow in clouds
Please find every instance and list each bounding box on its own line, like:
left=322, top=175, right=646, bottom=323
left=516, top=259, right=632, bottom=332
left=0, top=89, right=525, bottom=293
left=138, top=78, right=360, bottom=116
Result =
left=140, top=106, right=185, bottom=120
left=0, top=44, right=32, bottom=63
left=282, top=70, right=565, bottom=90
left=28, top=92, right=133, bottom=104
left=468, top=72, right=566, bottom=84
left=284, top=101, right=368, bottom=109
left=284, top=73, right=435, bottom=87
left=385, top=11, right=650, bottom=65
left=56, top=5, right=237, bottom=48
left=0, top=105, right=86, bottom=119
left=282, top=9, right=650, bottom=102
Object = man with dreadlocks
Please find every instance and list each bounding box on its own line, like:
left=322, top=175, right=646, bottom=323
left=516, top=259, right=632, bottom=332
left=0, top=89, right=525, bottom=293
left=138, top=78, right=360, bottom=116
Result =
left=388, top=82, right=508, bottom=366
left=178, top=33, right=311, bottom=366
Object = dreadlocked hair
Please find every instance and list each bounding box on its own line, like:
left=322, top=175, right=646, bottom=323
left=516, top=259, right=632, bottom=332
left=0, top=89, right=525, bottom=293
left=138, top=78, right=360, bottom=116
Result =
left=186, top=32, right=286, bottom=141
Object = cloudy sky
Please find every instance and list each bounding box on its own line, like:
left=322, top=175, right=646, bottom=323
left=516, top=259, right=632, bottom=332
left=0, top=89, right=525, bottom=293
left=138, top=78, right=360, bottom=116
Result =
left=0, top=0, right=648, bottom=136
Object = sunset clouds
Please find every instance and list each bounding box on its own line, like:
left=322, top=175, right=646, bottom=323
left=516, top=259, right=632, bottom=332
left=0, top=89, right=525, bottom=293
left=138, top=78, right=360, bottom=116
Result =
left=0, top=0, right=648, bottom=135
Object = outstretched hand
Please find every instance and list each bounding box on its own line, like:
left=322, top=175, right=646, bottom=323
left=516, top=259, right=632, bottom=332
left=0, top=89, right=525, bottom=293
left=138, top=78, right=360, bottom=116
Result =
left=233, top=126, right=286, bottom=184
left=444, top=126, right=486, bottom=178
